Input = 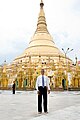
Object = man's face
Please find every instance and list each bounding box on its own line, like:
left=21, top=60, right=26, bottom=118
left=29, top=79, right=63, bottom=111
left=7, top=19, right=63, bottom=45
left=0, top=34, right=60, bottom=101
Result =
left=41, top=69, right=44, bottom=75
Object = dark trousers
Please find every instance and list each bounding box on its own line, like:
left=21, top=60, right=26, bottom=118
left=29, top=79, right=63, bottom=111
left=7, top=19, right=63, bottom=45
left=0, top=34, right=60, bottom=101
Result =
left=13, top=89, right=15, bottom=94
left=38, top=86, right=47, bottom=112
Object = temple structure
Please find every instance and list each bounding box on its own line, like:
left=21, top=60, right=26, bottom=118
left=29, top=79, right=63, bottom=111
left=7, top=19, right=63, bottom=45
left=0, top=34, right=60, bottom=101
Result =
left=11, top=0, right=73, bottom=89
left=13, top=0, right=67, bottom=64
left=1, top=0, right=78, bottom=90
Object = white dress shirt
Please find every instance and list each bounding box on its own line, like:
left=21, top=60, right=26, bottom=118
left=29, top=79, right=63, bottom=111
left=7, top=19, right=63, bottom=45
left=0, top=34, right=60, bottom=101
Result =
left=36, top=75, right=50, bottom=91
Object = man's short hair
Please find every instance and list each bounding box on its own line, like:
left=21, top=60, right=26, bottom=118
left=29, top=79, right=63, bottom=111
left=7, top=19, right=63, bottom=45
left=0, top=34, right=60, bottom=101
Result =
left=41, top=69, right=45, bottom=72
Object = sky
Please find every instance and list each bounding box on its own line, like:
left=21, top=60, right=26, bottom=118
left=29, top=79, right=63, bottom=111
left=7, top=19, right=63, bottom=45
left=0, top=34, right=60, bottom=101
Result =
left=0, top=0, right=80, bottom=65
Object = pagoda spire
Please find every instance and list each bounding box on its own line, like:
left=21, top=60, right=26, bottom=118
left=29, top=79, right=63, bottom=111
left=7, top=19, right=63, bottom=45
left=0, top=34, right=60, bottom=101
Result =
left=35, top=0, right=49, bottom=33
left=40, top=0, right=44, bottom=8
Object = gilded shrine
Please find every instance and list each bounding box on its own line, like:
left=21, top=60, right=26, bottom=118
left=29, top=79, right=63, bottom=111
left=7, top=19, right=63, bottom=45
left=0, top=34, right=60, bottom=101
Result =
left=0, top=0, right=80, bottom=90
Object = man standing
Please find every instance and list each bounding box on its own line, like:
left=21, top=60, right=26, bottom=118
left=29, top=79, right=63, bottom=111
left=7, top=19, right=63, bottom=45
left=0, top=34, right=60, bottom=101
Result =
left=62, top=78, right=66, bottom=90
left=36, top=69, right=50, bottom=114
left=12, top=81, right=16, bottom=94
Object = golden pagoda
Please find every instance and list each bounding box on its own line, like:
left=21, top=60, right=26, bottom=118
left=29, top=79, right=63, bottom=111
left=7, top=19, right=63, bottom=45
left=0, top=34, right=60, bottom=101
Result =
left=7, top=0, right=74, bottom=90
left=13, top=0, right=65, bottom=63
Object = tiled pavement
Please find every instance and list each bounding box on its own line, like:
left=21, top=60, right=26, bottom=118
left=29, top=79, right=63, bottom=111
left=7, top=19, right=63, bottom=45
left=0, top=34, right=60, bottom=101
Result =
left=0, top=90, right=80, bottom=120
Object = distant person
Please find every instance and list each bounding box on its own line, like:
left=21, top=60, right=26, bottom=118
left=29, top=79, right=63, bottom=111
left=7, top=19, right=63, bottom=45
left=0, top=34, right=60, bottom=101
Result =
left=12, top=81, right=16, bottom=94
left=62, top=78, right=66, bottom=90
left=36, top=69, right=50, bottom=114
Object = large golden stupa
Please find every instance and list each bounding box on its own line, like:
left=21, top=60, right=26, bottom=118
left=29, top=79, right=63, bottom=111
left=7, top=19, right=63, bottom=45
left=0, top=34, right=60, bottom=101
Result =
left=13, top=0, right=66, bottom=64
left=1, top=0, right=75, bottom=89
